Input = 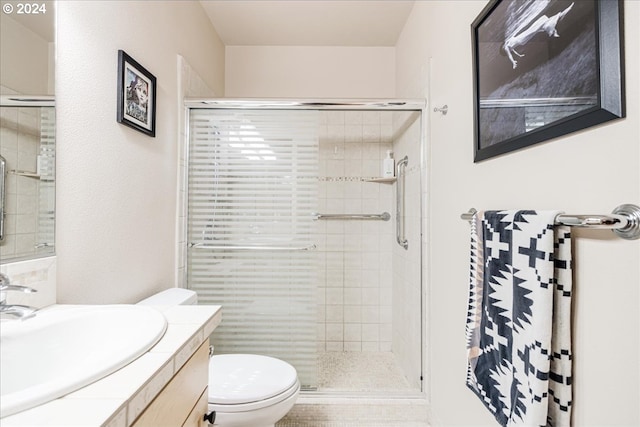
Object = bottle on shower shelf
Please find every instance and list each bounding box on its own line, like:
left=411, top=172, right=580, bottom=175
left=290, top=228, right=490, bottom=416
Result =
left=382, top=150, right=395, bottom=178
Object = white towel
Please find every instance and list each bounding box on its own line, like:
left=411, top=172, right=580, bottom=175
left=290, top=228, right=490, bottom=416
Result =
left=466, top=210, right=573, bottom=427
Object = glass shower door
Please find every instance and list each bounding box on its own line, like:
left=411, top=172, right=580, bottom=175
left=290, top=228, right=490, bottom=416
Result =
left=187, top=109, right=319, bottom=388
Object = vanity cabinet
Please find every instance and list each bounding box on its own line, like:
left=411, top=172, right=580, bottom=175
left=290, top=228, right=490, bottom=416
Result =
left=132, top=341, right=209, bottom=427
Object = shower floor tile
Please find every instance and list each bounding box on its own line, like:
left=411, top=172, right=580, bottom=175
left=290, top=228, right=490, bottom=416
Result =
left=316, top=351, right=413, bottom=392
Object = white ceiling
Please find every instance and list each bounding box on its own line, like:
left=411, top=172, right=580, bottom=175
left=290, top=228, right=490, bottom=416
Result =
left=200, top=0, right=415, bottom=47
left=3, top=0, right=55, bottom=42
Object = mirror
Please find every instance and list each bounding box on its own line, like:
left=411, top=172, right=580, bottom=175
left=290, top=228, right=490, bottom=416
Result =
left=1, top=1, right=56, bottom=263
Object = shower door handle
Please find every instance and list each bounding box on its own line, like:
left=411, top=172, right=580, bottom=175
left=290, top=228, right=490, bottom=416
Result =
left=396, top=156, right=408, bottom=250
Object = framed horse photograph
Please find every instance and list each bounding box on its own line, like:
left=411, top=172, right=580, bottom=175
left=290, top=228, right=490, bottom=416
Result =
left=471, top=0, right=625, bottom=162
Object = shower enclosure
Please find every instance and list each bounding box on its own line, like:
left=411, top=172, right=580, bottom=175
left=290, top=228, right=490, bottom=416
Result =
left=0, top=96, right=56, bottom=261
left=185, top=99, right=424, bottom=397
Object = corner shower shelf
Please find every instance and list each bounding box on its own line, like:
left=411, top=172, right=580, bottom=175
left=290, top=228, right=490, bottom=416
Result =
left=365, top=177, right=396, bottom=184
left=9, top=170, right=41, bottom=179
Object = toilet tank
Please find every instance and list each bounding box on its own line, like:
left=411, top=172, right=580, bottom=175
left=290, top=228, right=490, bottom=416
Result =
left=137, top=288, right=198, bottom=306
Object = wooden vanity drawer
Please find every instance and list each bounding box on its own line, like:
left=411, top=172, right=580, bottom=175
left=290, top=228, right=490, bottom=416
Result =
left=132, top=341, right=209, bottom=427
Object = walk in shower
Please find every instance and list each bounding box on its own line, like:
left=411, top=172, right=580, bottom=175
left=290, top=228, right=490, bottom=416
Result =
left=185, top=99, right=424, bottom=397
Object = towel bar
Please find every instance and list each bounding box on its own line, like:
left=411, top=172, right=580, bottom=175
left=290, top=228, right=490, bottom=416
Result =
left=312, top=212, right=390, bottom=221
left=460, top=204, right=640, bottom=240
left=190, top=243, right=317, bottom=251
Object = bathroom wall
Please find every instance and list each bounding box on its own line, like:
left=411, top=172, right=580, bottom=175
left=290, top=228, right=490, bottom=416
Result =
left=225, top=46, right=395, bottom=98
left=316, top=110, right=395, bottom=353
left=55, top=1, right=225, bottom=303
left=396, top=1, right=640, bottom=425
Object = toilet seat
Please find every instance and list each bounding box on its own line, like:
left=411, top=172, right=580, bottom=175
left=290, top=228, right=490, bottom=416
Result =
left=208, top=354, right=299, bottom=412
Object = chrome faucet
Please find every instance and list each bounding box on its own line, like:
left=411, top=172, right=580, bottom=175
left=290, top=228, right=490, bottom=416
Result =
left=0, top=272, right=38, bottom=319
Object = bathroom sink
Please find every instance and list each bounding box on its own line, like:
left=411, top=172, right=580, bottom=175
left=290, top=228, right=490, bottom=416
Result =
left=0, top=305, right=167, bottom=417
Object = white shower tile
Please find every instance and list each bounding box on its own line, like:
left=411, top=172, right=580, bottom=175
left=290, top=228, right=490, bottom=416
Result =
left=343, top=252, right=362, bottom=269
left=326, top=288, right=344, bottom=305
left=362, top=341, right=380, bottom=352
left=327, top=111, right=345, bottom=125
left=344, top=196, right=360, bottom=213
left=344, top=235, right=362, bottom=252
left=326, top=305, right=344, bottom=322
left=344, top=288, right=362, bottom=305
left=344, top=341, right=362, bottom=352
left=326, top=221, right=345, bottom=235
left=362, top=324, right=379, bottom=342
left=344, top=323, right=361, bottom=341
left=362, top=159, right=380, bottom=177
left=327, top=126, right=345, bottom=147
left=326, top=324, right=344, bottom=341
left=344, top=269, right=362, bottom=288
left=362, top=306, right=380, bottom=324
left=362, top=142, right=381, bottom=159
left=317, top=323, right=326, bottom=341
left=317, top=304, right=326, bottom=321
left=344, top=126, right=362, bottom=144
left=343, top=305, right=362, bottom=323
left=361, top=251, right=379, bottom=268
left=362, top=288, right=380, bottom=306
left=326, top=341, right=344, bottom=352
left=379, top=324, right=392, bottom=342
left=343, top=221, right=363, bottom=235
left=345, top=111, right=364, bottom=125
left=379, top=341, right=392, bottom=352
left=326, top=160, right=345, bottom=177
left=362, top=125, right=381, bottom=143
left=326, top=235, right=344, bottom=252
left=344, top=181, right=362, bottom=198
left=362, top=111, right=380, bottom=124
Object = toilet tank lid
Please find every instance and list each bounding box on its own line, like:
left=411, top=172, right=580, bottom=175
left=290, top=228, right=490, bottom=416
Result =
left=138, top=288, right=197, bottom=305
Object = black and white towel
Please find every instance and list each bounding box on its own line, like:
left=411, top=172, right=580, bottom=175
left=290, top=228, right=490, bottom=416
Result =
left=466, top=210, right=573, bottom=427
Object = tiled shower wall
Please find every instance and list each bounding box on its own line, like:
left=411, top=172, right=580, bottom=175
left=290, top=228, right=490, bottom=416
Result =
left=316, top=111, right=396, bottom=352
left=0, top=104, right=52, bottom=260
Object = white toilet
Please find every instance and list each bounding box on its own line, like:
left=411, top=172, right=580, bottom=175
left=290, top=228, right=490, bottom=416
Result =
left=138, top=288, right=300, bottom=427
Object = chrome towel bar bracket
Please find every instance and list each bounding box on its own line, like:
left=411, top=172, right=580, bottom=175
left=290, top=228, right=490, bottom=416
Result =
left=460, top=204, right=640, bottom=240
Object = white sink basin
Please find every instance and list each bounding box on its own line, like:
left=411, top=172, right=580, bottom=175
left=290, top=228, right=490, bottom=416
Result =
left=0, top=305, right=167, bottom=417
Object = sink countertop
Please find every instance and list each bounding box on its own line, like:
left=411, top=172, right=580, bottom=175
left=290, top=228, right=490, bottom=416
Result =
left=0, top=304, right=222, bottom=427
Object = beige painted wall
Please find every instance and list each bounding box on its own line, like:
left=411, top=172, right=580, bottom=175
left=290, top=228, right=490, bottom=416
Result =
left=55, top=1, right=224, bottom=304
left=225, top=46, right=395, bottom=98
left=396, top=1, right=639, bottom=425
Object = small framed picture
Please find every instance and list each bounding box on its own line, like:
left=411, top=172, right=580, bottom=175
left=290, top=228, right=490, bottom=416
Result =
left=471, top=0, right=625, bottom=162
left=117, top=50, right=156, bottom=137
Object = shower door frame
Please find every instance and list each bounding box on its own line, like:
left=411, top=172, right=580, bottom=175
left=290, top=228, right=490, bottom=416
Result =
left=183, top=98, right=429, bottom=399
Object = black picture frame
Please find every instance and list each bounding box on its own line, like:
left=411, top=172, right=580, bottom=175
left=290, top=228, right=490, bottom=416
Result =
left=471, top=0, right=624, bottom=162
left=117, top=50, right=156, bottom=137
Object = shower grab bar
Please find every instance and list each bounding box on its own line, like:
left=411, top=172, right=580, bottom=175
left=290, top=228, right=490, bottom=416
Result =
left=396, top=156, right=409, bottom=250
left=312, top=212, right=390, bottom=221
left=190, top=243, right=317, bottom=251
left=0, top=155, right=5, bottom=241
left=460, top=204, right=640, bottom=240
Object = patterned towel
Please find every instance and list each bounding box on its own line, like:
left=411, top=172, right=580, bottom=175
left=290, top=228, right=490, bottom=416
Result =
left=466, top=210, right=573, bottom=427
